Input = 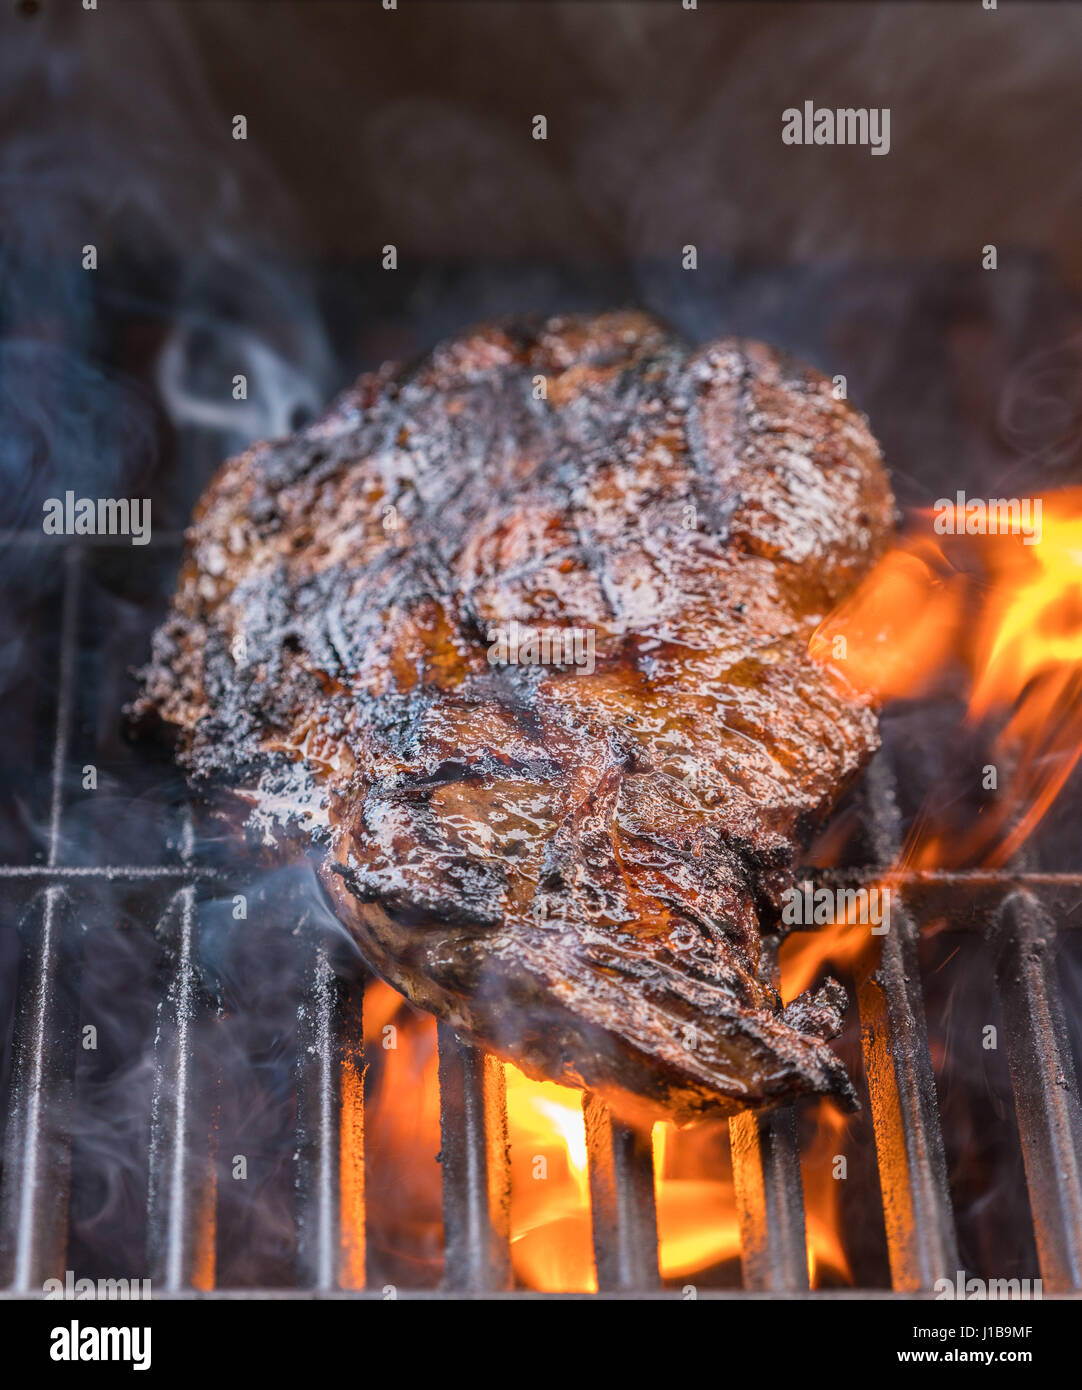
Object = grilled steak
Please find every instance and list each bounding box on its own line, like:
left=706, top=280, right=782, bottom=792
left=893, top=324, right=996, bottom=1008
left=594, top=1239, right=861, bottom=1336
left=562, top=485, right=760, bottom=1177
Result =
left=134, top=311, right=893, bottom=1124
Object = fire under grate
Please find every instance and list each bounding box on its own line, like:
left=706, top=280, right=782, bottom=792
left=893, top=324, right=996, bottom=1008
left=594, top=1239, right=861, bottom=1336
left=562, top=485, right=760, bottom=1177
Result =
left=2, top=538, right=1081, bottom=1298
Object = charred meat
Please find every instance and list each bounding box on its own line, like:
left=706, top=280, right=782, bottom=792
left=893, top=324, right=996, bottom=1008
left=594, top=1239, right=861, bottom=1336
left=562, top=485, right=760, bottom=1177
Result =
left=133, top=311, right=894, bottom=1123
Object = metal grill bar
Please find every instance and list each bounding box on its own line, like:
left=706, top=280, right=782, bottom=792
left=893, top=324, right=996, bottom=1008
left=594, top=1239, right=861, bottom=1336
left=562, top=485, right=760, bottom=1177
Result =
left=730, top=1105, right=809, bottom=1292
left=857, top=755, right=959, bottom=1291
left=989, top=890, right=1082, bottom=1290
left=147, top=885, right=218, bottom=1292
left=729, top=936, right=809, bottom=1291
left=0, top=550, right=83, bottom=1291
left=0, top=866, right=224, bottom=880
left=0, top=888, right=83, bottom=1290
left=8, top=863, right=1082, bottom=912
left=3, top=538, right=1078, bottom=1295
left=295, top=941, right=366, bottom=1290
left=436, top=1026, right=512, bottom=1291
left=582, top=1094, right=660, bottom=1291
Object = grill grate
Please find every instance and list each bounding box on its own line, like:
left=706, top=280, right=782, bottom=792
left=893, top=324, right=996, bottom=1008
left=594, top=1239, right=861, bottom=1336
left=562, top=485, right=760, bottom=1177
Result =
left=1, top=538, right=1081, bottom=1297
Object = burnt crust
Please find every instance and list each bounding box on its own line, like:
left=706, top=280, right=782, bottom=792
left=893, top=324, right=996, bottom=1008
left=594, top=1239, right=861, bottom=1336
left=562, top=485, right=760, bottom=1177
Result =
left=132, top=310, right=894, bottom=1124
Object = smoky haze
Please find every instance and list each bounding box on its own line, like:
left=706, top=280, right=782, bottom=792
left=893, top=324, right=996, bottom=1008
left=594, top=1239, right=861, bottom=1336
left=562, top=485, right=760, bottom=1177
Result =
left=3, top=0, right=1082, bottom=526
left=184, top=2, right=1082, bottom=275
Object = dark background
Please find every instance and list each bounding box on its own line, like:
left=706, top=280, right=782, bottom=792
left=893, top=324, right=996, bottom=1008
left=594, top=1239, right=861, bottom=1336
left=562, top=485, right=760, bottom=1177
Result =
left=4, top=0, right=1082, bottom=533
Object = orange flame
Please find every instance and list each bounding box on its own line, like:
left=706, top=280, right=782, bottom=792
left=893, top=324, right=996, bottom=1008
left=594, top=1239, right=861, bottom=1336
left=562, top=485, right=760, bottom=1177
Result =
left=778, top=492, right=1082, bottom=1288
left=778, top=883, right=889, bottom=1003
left=361, top=981, right=443, bottom=1281
left=811, top=488, right=1082, bottom=870
left=360, top=982, right=857, bottom=1290
left=962, top=496, right=1082, bottom=865
left=801, top=1099, right=852, bottom=1288
left=809, top=541, right=968, bottom=702
left=786, top=490, right=1082, bottom=1032
left=652, top=1119, right=740, bottom=1280
left=505, top=1066, right=596, bottom=1292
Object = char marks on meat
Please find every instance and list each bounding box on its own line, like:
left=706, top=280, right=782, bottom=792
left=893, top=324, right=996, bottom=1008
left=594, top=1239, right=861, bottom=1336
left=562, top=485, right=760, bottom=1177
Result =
left=134, top=311, right=894, bottom=1124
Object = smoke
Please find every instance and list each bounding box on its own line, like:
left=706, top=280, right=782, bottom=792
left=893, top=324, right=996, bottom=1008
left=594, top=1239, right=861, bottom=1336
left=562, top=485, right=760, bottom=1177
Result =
left=0, top=1, right=335, bottom=555
left=0, top=1, right=344, bottom=1288
left=63, top=862, right=359, bottom=1286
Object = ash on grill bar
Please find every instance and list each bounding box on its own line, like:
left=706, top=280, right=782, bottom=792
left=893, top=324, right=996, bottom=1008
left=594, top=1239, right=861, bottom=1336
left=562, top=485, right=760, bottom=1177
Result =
left=2, top=0, right=1082, bottom=1343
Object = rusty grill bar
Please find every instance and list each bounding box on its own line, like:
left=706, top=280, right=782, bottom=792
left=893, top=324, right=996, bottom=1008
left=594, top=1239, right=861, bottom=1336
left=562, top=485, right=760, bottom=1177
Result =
left=856, top=755, right=960, bottom=1291
left=1, top=543, right=1081, bottom=1296
left=729, top=936, right=810, bottom=1293
left=583, top=1093, right=660, bottom=1292
left=989, top=890, right=1082, bottom=1290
